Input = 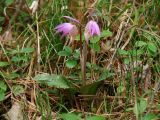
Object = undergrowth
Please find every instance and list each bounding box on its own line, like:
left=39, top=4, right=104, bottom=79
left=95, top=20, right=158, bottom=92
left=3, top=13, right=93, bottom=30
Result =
left=0, top=0, right=160, bottom=120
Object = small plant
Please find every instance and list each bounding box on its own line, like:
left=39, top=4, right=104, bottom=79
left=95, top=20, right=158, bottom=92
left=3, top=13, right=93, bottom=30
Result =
left=54, top=16, right=101, bottom=85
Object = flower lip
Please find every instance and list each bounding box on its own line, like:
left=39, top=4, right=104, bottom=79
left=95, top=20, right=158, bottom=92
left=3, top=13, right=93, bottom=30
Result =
left=85, top=20, right=100, bottom=36
left=63, top=16, right=80, bottom=24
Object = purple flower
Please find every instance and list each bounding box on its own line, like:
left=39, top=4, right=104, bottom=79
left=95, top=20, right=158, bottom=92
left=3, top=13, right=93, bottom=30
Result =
left=55, top=23, right=78, bottom=37
left=85, top=20, right=100, bottom=37
left=84, top=20, right=100, bottom=42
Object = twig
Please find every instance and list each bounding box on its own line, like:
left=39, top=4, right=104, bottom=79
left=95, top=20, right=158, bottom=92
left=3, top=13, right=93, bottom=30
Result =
left=36, top=12, right=41, bottom=71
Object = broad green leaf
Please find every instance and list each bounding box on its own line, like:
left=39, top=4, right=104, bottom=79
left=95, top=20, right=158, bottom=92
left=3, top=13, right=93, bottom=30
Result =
left=135, top=41, right=147, bottom=47
left=0, top=81, right=7, bottom=91
left=5, top=0, right=14, bottom=6
left=0, top=62, right=9, bottom=67
left=34, top=73, right=53, bottom=82
left=129, top=49, right=144, bottom=56
left=47, top=75, right=70, bottom=89
left=11, top=56, right=28, bottom=62
left=66, top=60, right=77, bottom=68
left=143, top=113, right=158, bottom=120
left=90, top=36, right=101, bottom=43
left=79, top=81, right=103, bottom=94
left=100, top=29, right=113, bottom=38
left=64, top=46, right=72, bottom=54
left=0, top=90, right=5, bottom=101
left=143, top=33, right=153, bottom=41
left=59, top=113, right=81, bottom=120
left=73, top=49, right=80, bottom=59
left=20, top=47, right=34, bottom=53
left=138, top=98, right=147, bottom=114
left=34, top=73, right=71, bottom=89
left=147, top=42, right=157, bottom=54
left=123, top=58, right=130, bottom=65
left=57, top=45, right=73, bottom=57
left=86, top=116, right=105, bottom=120
left=58, top=51, right=71, bottom=56
left=117, top=49, right=128, bottom=55
left=6, top=72, right=19, bottom=79
left=12, top=85, right=25, bottom=96
left=90, top=43, right=100, bottom=52
left=134, top=98, right=147, bottom=115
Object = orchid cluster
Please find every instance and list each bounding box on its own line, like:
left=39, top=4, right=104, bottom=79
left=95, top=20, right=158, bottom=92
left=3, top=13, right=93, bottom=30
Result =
left=54, top=16, right=101, bottom=85
left=54, top=16, right=100, bottom=41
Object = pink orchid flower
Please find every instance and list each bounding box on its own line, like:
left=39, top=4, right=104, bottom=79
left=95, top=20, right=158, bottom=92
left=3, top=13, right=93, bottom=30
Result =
left=84, top=20, right=100, bottom=42
left=85, top=20, right=100, bottom=36
left=55, top=23, right=78, bottom=37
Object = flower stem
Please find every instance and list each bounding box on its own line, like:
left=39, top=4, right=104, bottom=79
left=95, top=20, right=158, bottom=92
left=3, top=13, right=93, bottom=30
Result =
left=79, top=26, right=87, bottom=86
left=81, top=40, right=87, bottom=86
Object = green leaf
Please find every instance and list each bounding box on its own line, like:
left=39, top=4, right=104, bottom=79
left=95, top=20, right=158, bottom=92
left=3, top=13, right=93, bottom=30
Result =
left=147, top=42, right=157, bottom=54
left=79, top=81, right=103, bottom=95
left=58, top=51, right=71, bottom=56
left=0, top=90, right=5, bottom=101
left=64, top=46, right=72, bottom=54
left=59, top=113, right=81, bottom=120
left=86, top=116, right=105, bottom=120
left=12, top=85, right=25, bottom=96
left=100, top=29, right=113, bottom=38
left=133, top=103, right=139, bottom=117
left=0, top=81, right=7, bottom=92
left=58, top=46, right=72, bottom=57
left=66, top=60, right=77, bottom=68
left=123, top=58, right=130, bottom=65
left=34, top=73, right=53, bottom=82
left=75, top=34, right=85, bottom=41
left=73, top=49, right=80, bottom=59
left=129, top=49, right=144, bottom=56
left=117, top=85, right=125, bottom=94
left=34, top=73, right=71, bottom=89
left=135, top=41, right=147, bottom=47
left=117, top=49, right=128, bottom=55
left=0, top=17, right=4, bottom=22
left=0, top=62, right=9, bottom=67
left=6, top=72, right=19, bottom=79
left=143, top=113, right=158, bottom=120
left=20, top=47, right=34, bottom=53
left=47, top=75, right=70, bottom=89
left=138, top=98, right=147, bottom=114
left=5, top=0, right=14, bottom=6
left=99, top=69, right=113, bottom=81
left=11, top=56, right=28, bottom=62
left=134, top=98, right=147, bottom=115
left=90, top=43, right=100, bottom=52
left=143, top=33, right=153, bottom=41
left=90, top=36, right=101, bottom=43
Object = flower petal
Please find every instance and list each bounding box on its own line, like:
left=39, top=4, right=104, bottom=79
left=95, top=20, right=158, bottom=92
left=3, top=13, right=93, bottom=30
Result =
left=85, top=20, right=100, bottom=37
left=63, top=16, right=80, bottom=24
left=54, top=22, right=78, bottom=37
